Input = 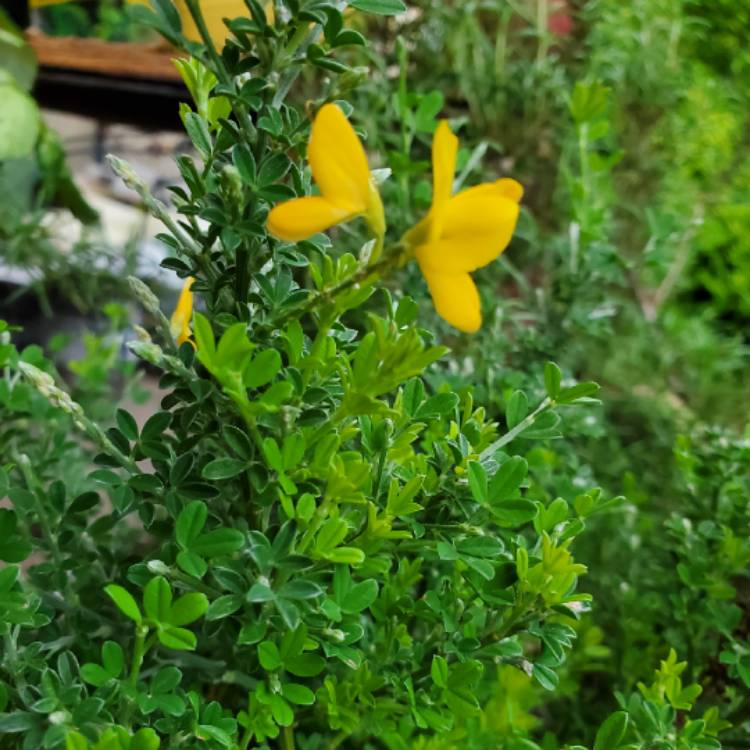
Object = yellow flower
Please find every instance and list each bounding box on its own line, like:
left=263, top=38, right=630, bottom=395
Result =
left=267, top=103, right=385, bottom=243
left=170, top=277, right=195, bottom=346
left=404, top=121, right=523, bottom=333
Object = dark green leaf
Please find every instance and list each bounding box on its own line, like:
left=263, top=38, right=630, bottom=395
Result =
left=202, top=458, right=247, bottom=481
left=349, top=0, right=406, bottom=15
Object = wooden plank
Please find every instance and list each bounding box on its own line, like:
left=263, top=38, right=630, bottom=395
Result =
left=25, top=28, right=184, bottom=82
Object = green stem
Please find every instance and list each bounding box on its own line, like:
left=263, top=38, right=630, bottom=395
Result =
left=128, top=625, right=149, bottom=687
left=329, top=731, right=349, bottom=750
left=270, top=244, right=406, bottom=330
left=183, top=0, right=231, bottom=85
left=282, top=726, right=296, bottom=750
left=536, top=0, right=549, bottom=64
left=272, top=24, right=322, bottom=107
left=478, top=397, right=552, bottom=462
left=239, top=727, right=253, bottom=750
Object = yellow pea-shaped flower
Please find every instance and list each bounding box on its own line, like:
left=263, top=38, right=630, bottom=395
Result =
left=404, top=121, right=523, bottom=333
left=267, top=103, right=385, bottom=243
left=170, top=277, right=195, bottom=346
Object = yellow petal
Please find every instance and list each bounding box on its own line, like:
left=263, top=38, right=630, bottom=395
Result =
left=267, top=196, right=352, bottom=241
left=170, top=276, right=195, bottom=346
left=429, top=121, right=459, bottom=234
left=308, top=103, right=370, bottom=213
left=494, top=177, right=524, bottom=203
left=415, top=185, right=520, bottom=274
left=419, top=267, right=481, bottom=333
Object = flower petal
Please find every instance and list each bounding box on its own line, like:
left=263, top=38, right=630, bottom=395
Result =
left=415, top=185, right=520, bottom=274
left=171, top=276, right=195, bottom=346
left=308, top=103, right=370, bottom=213
left=267, top=196, right=352, bottom=241
left=430, top=120, right=459, bottom=224
left=419, top=267, right=481, bottom=333
left=494, top=177, right=524, bottom=203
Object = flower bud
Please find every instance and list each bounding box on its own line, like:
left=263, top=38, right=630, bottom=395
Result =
left=128, top=276, right=161, bottom=315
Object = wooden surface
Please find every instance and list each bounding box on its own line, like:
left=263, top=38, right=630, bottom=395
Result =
left=25, top=28, right=184, bottom=82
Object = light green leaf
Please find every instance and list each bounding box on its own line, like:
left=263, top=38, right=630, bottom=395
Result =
left=258, top=641, right=282, bottom=670
left=176, top=501, right=208, bottom=548
left=104, top=585, right=142, bottom=624
left=158, top=626, right=197, bottom=651
left=143, top=576, right=172, bottom=623
left=0, top=83, right=39, bottom=159
left=169, top=592, right=209, bottom=626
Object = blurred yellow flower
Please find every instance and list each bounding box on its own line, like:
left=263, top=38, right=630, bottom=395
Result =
left=170, top=277, right=195, bottom=347
left=267, top=103, right=385, bottom=243
left=404, top=121, right=523, bottom=333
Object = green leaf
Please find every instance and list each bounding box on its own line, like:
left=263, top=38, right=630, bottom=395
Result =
left=131, top=728, right=160, bottom=750
left=176, top=501, right=208, bottom=548
left=505, top=390, right=528, bottom=429
left=544, top=362, right=562, bottom=399
left=223, top=425, right=253, bottom=460
left=191, top=528, right=245, bottom=557
left=278, top=580, right=324, bottom=600
left=414, top=90, right=445, bottom=132
left=183, top=110, right=212, bottom=157
left=349, top=0, right=406, bottom=14
left=0, top=509, right=31, bottom=562
left=245, top=349, right=282, bottom=388
left=205, top=594, right=244, bottom=621
left=415, top=392, right=459, bottom=419
left=533, top=663, right=559, bottom=690
left=340, top=579, right=378, bottom=613
left=169, top=593, right=209, bottom=626
left=0, top=83, right=39, bottom=159
left=489, top=457, right=528, bottom=500
left=152, top=665, right=182, bottom=694
left=491, top=499, right=538, bottom=527
left=158, top=626, right=197, bottom=651
left=202, top=458, right=247, bottom=480
left=270, top=694, right=294, bottom=726
left=557, top=381, right=601, bottom=404
left=232, top=143, right=256, bottom=184
left=247, top=582, right=275, bottom=602
left=65, top=732, right=89, bottom=750
left=274, top=597, right=300, bottom=630
left=258, top=641, right=282, bottom=670
left=105, top=584, right=142, bottom=624
left=316, top=518, right=349, bottom=554
left=80, top=663, right=111, bottom=687
left=193, top=313, right=216, bottom=365
left=143, top=576, right=173, bottom=623
left=177, top=551, right=207, bottom=579
left=281, top=683, right=315, bottom=705
left=456, top=537, right=504, bottom=558
left=101, top=641, right=124, bottom=677
left=467, top=462, right=487, bottom=504
left=262, top=438, right=284, bottom=472
left=285, top=653, right=325, bottom=677
left=325, top=547, right=365, bottom=565
left=116, top=409, right=139, bottom=441
left=594, top=711, right=628, bottom=750
left=431, top=655, right=448, bottom=688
